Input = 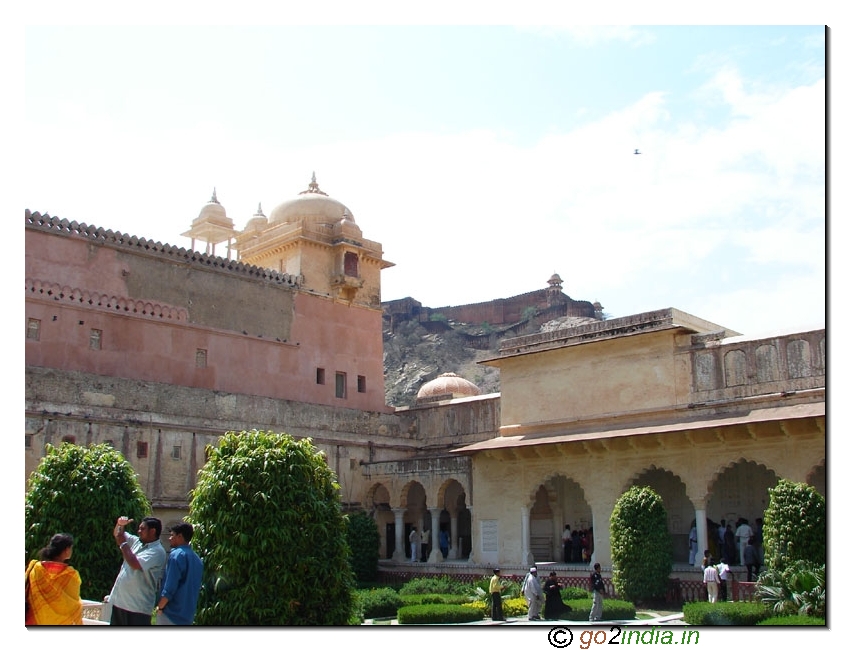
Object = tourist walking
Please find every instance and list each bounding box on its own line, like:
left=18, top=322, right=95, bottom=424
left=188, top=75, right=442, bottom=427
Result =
left=521, top=566, right=543, bottom=621
left=589, top=563, right=605, bottom=622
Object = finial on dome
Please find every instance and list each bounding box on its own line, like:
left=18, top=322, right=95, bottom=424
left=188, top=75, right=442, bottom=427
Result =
left=210, top=188, right=219, bottom=204
left=300, top=171, right=328, bottom=196
left=255, top=202, right=265, bottom=216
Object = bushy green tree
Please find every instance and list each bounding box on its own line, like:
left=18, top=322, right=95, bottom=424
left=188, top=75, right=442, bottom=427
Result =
left=188, top=430, right=356, bottom=625
left=346, top=511, right=380, bottom=584
left=610, top=486, right=673, bottom=603
left=25, top=442, right=151, bottom=600
left=762, top=479, right=825, bottom=572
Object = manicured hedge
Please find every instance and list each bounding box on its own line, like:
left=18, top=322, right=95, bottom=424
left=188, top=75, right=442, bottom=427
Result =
left=757, top=615, right=826, bottom=626
left=401, top=593, right=471, bottom=606
left=683, top=601, right=771, bottom=625
left=397, top=604, right=485, bottom=624
left=562, top=598, right=636, bottom=622
left=356, top=588, right=404, bottom=619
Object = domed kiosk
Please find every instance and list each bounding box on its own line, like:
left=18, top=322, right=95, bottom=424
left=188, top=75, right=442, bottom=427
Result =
left=181, top=189, right=235, bottom=257
left=229, top=173, right=394, bottom=308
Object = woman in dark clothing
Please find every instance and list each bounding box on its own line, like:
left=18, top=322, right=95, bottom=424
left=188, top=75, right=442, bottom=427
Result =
left=543, top=572, right=572, bottom=620
left=723, top=524, right=737, bottom=565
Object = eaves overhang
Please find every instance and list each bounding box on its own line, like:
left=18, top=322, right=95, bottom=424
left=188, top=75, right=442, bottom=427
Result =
left=450, top=401, right=824, bottom=455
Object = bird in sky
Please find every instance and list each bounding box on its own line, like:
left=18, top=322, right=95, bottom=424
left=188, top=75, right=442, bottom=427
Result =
left=634, top=149, right=642, bottom=155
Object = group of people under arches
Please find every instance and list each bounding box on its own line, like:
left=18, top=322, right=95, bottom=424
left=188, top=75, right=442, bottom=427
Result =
left=561, top=525, right=593, bottom=563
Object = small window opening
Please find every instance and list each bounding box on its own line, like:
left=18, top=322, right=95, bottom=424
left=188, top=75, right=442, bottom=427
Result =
left=335, top=372, right=347, bottom=399
left=357, top=375, right=366, bottom=393
left=316, top=368, right=325, bottom=385
left=27, top=318, right=41, bottom=340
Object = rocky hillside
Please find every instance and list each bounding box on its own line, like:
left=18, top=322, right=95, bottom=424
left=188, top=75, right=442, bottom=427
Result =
left=382, top=315, right=598, bottom=408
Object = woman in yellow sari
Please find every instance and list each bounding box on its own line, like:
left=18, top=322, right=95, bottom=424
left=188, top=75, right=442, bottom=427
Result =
left=25, top=533, right=83, bottom=625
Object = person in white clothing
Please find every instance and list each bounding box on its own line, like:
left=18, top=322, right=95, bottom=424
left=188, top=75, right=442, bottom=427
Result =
left=408, top=527, right=419, bottom=562
left=703, top=561, right=720, bottom=603
left=735, top=519, right=753, bottom=568
left=521, top=567, right=544, bottom=620
left=716, top=559, right=732, bottom=601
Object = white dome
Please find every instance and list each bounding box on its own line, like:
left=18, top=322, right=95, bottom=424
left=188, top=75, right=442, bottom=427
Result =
left=268, top=173, right=355, bottom=226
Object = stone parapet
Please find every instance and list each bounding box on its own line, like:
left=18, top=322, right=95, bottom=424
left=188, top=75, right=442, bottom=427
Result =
left=26, top=210, right=301, bottom=288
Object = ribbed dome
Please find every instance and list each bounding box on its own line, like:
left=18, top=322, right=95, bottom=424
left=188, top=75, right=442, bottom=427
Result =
left=417, top=372, right=481, bottom=401
left=268, top=173, right=355, bottom=226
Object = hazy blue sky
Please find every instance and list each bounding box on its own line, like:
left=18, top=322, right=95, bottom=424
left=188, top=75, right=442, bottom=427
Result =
left=23, top=21, right=826, bottom=338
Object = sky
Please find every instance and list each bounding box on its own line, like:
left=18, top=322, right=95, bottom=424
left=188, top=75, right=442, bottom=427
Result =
left=19, top=19, right=828, bottom=340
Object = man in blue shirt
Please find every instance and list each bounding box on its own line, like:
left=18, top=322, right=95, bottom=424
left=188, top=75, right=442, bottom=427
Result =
left=155, top=523, right=204, bottom=625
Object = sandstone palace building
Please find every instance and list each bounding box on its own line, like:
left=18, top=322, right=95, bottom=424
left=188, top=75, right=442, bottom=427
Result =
left=25, top=175, right=825, bottom=579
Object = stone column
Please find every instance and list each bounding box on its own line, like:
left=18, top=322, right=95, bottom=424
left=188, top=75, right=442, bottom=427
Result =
left=428, top=508, right=443, bottom=563
left=590, top=498, right=616, bottom=567
left=694, top=507, right=708, bottom=568
left=391, top=508, right=406, bottom=562
left=521, top=506, right=533, bottom=566
left=448, top=515, right=459, bottom=560
left=466, top=506, right=476, bottom=564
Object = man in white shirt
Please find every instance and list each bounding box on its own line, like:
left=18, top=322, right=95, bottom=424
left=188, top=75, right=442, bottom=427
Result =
left=716, top=559, right=732, bottom=601
left=735, top=519, right=753, bottom=568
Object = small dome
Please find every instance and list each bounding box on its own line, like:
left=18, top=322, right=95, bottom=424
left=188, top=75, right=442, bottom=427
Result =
left=192, top=189, right=233, bottom=228
left=244, top=203, right=268, bottom=231
left=417, top=372, right=481, bottom=401
left=268, top=173, right=355, bottom=226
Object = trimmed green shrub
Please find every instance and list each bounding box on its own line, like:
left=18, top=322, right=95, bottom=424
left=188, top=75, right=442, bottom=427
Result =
left=346, top=511, right=380, bottom=584
left=562, top=598, right=636, bottom=622
left=682, top=601, right=771, bottom=625
left=398, top=576, right=468, bottom=595
left=356, top=587, right=404, bottom=619
left=763, top=479, right=825, bottom=572
left=757, top=615, right=826, bottom=625
left=756, top=560, right=825, bottom=618
left=188, top=430, right=356, bottom=625
left=562, top=586, right=592, bottom=601
left=610, top=486, right=674, bottom=603
left=25, top=442, right=151, bottom=600
left=401, top=593, right=471, bottom=606
left=397, top=603, right=485, bottom=624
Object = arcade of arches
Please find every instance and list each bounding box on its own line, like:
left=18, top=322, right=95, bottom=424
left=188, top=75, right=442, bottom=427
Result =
left=363, top=450, right=824, bottom=570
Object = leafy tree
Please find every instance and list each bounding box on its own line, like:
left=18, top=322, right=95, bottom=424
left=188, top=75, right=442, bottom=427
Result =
left=346, top=511, right=380, bottom=584
left=188, top=430, right=356, bottom=625
left=762, top=479, right=825, bottom=572
left=610, top=486, right=673, bottom=603
left=25, top=442, right=151, bottom=600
